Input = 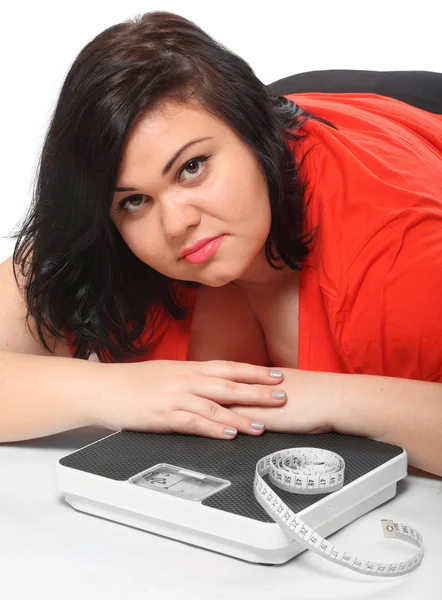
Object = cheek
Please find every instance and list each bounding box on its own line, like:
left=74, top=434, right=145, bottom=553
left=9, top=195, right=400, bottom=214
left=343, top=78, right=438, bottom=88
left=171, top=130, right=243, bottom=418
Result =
left=250, top=205, right=272, bottom=249
left=236, top=169, right=272, bottom=235
left=119, top=221, right=164, bottom=266
left=215, top=161, right=270, bottom=224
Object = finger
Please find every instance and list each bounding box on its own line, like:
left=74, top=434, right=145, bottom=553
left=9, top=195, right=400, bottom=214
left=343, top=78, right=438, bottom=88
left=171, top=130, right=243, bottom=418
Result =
left=189, top=376, right=287, bottom=406
left=230, top=404, right=282, bottom=431
left=173, top=396, right=267, bottom=435
left=171, top=409, right=265, bottom=439
left=191, top=360, right=284, bottom=385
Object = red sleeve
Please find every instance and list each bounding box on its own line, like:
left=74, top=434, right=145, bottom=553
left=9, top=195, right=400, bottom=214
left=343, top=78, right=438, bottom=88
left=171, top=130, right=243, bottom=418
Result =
left=333, top=211, right=442, bottom=382
left=290, top=93, right=442, bottom=382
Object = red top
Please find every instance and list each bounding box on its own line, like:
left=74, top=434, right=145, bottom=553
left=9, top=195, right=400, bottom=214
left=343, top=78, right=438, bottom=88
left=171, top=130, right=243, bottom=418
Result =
left=67, top=93, right=442, bottom=382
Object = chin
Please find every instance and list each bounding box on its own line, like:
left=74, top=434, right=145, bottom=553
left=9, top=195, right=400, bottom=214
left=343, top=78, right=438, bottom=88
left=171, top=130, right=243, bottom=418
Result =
left=197, top=275, right=234, bottom=288
left=194, top=264, right=246, bottom=288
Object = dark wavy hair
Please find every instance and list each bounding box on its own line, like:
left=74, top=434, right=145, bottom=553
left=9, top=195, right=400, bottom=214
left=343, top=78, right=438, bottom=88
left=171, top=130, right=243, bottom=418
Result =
left=11, top=11, right=333, bottom=362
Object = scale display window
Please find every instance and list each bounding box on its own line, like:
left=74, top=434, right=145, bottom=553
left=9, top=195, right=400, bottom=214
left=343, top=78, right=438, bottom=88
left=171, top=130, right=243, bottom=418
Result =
left=129, top=463, right=231, bottom=501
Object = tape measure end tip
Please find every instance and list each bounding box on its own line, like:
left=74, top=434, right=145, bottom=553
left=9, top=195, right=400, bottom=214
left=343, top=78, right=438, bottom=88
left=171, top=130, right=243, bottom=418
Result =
left=381, top=519, right=397, bottom=538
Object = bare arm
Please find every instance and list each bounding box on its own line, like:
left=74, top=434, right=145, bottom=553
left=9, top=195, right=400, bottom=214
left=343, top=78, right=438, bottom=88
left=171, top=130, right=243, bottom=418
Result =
left=0, top=349, right=106, bottom=441
left=230, top=368, right=442, bottom=477
left=0, top=256, right=285, bottom=443
left=332, top=371, right=442, bottom=476
left=0, top=255, right=71, bottom=357
left=0, top=255, right=104, bottom=441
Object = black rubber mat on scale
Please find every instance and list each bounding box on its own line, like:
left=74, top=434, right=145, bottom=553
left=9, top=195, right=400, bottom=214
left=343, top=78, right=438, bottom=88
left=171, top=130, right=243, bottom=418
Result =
left=59, top=431, right=404, bottom=523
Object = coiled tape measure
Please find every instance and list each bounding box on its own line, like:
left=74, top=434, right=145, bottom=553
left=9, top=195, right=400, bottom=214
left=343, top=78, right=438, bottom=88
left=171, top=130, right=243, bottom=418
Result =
left=254, top=448, right=423, bottom=576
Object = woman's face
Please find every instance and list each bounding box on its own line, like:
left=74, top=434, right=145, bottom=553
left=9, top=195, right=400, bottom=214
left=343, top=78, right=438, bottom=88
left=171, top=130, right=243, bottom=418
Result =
left=111, top=100, right=272, bottom=287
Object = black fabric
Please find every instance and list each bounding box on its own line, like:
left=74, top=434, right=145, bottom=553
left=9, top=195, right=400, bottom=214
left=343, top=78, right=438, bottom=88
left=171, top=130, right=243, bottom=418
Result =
left=59, top=430, right=403, bottom=523
left=267, top=69, right=442, bottom=114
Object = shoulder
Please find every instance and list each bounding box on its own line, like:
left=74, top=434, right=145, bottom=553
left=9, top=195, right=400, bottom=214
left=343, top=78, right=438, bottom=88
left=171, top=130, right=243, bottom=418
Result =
left=0, top=255, right=71, bottom=357
left=295, top=97, right=442, bottom=289
left=287, top=91, right=442, bottom=132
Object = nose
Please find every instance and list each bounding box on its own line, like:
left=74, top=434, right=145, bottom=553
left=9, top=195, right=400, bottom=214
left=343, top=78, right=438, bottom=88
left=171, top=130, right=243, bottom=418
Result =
left=160, top=194, right=201, bottom=238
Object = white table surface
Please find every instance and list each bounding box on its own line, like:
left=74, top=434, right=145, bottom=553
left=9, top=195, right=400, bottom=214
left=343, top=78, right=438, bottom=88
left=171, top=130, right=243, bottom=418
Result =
left=1, top=426, right=441, bottom=600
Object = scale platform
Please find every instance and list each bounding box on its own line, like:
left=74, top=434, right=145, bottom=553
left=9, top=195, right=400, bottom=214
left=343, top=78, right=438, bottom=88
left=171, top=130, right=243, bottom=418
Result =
left=56, top=431, right=407, bottom=564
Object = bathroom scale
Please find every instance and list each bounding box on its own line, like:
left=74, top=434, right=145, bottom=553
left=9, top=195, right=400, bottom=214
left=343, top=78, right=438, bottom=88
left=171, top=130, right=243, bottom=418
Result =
left=56, top=430, right=423, bottom=575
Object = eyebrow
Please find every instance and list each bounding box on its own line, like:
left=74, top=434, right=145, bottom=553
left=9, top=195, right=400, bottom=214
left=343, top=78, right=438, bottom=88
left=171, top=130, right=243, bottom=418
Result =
left=114, top=136, right=213, bottom=192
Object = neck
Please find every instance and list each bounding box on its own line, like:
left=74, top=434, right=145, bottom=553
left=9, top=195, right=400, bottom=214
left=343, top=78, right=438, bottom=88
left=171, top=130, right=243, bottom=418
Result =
left=233, top=248, right=295, bottom=292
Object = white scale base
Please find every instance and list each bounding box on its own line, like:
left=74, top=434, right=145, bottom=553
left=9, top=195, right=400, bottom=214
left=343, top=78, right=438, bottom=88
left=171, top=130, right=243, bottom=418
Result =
left=57, top=442, right=406, bottom=564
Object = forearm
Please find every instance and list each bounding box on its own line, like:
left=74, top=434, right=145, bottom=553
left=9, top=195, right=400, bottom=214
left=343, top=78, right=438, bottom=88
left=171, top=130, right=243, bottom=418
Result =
left=331, top=372, right=442, bottom=476
left=230, top=367, right=442, bottom=476
left=0, top=350, right=103, bottom=442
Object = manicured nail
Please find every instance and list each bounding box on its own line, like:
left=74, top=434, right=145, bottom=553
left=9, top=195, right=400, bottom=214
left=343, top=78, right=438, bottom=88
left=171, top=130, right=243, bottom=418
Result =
left=251, top=421, right=265, bottom=430
left=224, top=427, right=237, bottom=436
left=272, top=391, right=286, bottom=399
left=269, top=369, right=283, bottom=378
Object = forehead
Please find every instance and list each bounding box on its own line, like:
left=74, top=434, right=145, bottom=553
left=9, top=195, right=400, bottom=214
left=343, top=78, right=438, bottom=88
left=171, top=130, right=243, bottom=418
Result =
left=121, top=101, right=228, bottom=159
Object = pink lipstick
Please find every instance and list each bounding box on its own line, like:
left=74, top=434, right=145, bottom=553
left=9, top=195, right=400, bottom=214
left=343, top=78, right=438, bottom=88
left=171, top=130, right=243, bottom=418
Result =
left=181, top=235, right=226, bottom=264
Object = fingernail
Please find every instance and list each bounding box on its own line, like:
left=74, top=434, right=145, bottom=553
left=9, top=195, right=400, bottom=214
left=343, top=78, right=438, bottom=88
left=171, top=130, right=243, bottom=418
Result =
left=251, top=421, right=265, bottom=430
left=269, top=369, right=283, bottom=378
left=272, top=391, right=286, bottom=399
left=224, top=427, right=237, bottom=436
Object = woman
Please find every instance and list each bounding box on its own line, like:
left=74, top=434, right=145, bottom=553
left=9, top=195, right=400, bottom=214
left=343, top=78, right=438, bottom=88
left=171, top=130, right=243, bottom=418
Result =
left=0, top=12, right=441, bottom=477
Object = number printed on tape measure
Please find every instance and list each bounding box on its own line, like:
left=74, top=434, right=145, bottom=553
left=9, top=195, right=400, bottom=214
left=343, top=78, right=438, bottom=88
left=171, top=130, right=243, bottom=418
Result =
left=253, top=448, right=423, bottom=577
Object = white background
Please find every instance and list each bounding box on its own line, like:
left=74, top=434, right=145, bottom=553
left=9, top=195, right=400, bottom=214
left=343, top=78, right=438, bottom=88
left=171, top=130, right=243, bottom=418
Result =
left=0, top=0, right=441, bottom=263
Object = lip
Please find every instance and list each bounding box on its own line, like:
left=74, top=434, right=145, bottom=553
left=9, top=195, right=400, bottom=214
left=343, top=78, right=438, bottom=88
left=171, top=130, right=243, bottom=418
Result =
left=181, top=235, right=226, bottom=264
left=180, top=235, right=223, bottom=258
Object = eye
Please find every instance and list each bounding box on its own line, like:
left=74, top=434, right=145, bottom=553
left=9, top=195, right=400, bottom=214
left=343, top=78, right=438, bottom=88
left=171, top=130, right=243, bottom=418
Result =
left=115, top=155, right=212, bottom=215
left=177, top=155, right=211, bottom=182
left=115, top=194, right=148, bottom=214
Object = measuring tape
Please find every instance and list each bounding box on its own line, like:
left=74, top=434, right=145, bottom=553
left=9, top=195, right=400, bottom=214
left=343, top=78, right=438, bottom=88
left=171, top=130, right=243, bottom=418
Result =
left=254, top=448, right=424, bottom=576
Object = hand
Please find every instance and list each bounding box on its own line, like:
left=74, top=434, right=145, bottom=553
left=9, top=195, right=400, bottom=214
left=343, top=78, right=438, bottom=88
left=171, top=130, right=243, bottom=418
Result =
left=92, top=360, right=287, bottom=439
left=229, top=368, right=335, bottom=435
